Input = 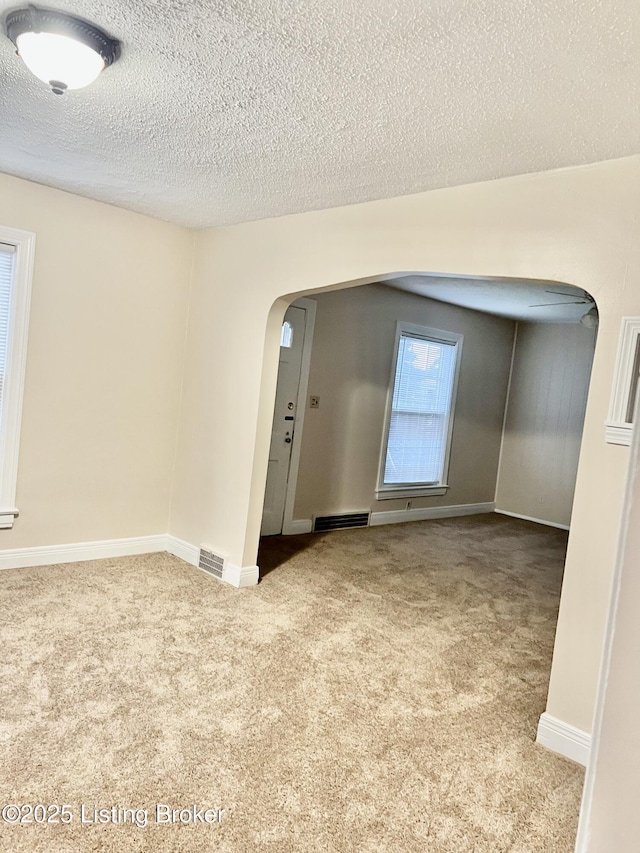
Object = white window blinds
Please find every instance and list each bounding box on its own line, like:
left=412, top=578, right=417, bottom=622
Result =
left=0, top=226, right=34, bottom=528
left=0, top=244, right=16, bottom=426
left=383, top=333, right=458, bottom=486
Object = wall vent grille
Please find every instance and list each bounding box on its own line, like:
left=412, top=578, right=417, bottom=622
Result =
left=313, top=512, right=370, bottom=532
left=198, top=546, right=225, bottom=578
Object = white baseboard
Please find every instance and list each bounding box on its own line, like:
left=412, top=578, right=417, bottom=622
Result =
left=164, top=536, right=258, bottom=587
left=370, top=501, right=495, bottom=527
left=494, top=509, right=570, bottom=531
left=0, top=534, right=167, bottom=570
left=0, top=534, right=260, bottom=588
left=165, top=534, right=199, bottom=566
left=282, top=518, right=313, bottom=535
left=223, top=563, right=259, bottom=588
left=536, top=712, right=590, bottom=766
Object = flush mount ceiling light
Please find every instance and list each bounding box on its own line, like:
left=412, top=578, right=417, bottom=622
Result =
left=4, top=6, right=120, bottom=94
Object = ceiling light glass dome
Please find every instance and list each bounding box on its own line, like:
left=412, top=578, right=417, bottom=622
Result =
left=4, top=6, right=120, bottom=94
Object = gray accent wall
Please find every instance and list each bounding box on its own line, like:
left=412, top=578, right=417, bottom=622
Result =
left=293, top=283, right=515, bottom=519
left=496, top=322, right=596, bottom=528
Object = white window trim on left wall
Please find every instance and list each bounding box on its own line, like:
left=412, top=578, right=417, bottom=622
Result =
left=0, top=226, right=36, bottom=528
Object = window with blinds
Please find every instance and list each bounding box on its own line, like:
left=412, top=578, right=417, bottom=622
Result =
left=0, top=227, right=35, bottom=528
left=0, top=244, right=16, bottom=423
left=378, top=323, right=462, bottom=497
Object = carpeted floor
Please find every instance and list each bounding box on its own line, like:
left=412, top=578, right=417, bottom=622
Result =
left=0, top=514, right=583, bottom=852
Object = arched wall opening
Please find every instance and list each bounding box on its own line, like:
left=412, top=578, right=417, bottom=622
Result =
left=251, top=273, right=597, bottom=764
left=252, top=273, right=598, bottom=561
left=168, top=157, right=640, bottom=762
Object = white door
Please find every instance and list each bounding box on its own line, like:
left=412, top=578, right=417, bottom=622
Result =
left=261, top=305, right=307, bottom=536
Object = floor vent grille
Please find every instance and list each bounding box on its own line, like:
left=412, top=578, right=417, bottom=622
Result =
left=198, top=546, right=225, bottom=579
left=313, top=512, right=370, bottom=532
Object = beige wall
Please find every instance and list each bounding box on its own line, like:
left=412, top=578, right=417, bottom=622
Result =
left=170, top=155, right=640, bottom=737
left=576, top=407, right=640, bottom=851
left=293, top=283, right=514, bottom=520
left=1, top=155, right=635, bottom=745
left=0, top=173, right=193, bottom=547
left=496, top=322, right=596, bottom=527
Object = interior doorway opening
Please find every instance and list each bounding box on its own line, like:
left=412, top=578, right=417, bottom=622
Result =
left=261, top=296, right=317, bottom=537
left=258, top=271, right=599, bottom=833
left=260, top=273, right=597, bottom=542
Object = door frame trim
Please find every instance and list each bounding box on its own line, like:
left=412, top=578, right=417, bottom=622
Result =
left=281, top=296, right=317, bottom=535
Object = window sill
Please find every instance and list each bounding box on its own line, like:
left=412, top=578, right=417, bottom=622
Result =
left=375, top=485, right=449, bottom=501
left=605, top=421, right=632, bottom=446
left=0, top=509, right=18, bottom=529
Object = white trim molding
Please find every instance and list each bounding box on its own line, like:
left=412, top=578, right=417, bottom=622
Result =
left=0, top=226, right=36, bottom=528
left=376, top=321, right=463, bottom=501
left=375, top=485, right=448, bottom=501
left=222, top=563, right=259, bottom=588
left=606, top=316, right=640, bottom=446
left=494, top=509, right=570, bottom=531
left=164, top=534, right=199, bottom=566
left=536, top=712, right=590, bottom=767
left=0, top=534, right=168, bottom=570
left=159, top=536, right=260, bottom=587
left=370, top=501, right=495, bottom=527
left=281, top=296, right=317, bottom=536
left=574, top=373, right=640, bottom=850
left=0, top=510, right=19, bottom=529
left=0, top=534, right=260, bottom=588
left=604, top=421, right=632, bottom=447
left=282, top=518, right=313, bottom=535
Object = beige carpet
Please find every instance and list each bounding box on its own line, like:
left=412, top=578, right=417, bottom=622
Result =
left=0, top=514, right=583, bottom=852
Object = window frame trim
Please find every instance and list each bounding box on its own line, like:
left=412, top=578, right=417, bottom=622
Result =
left=376, top=321, right=463, bottom=501
left=606, top=316, right=640, bottom=446
left=0, top=225, right=36, bottom=527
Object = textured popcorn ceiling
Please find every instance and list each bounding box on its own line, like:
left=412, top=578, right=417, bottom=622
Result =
left=0, top=0, right=638, bottom=228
